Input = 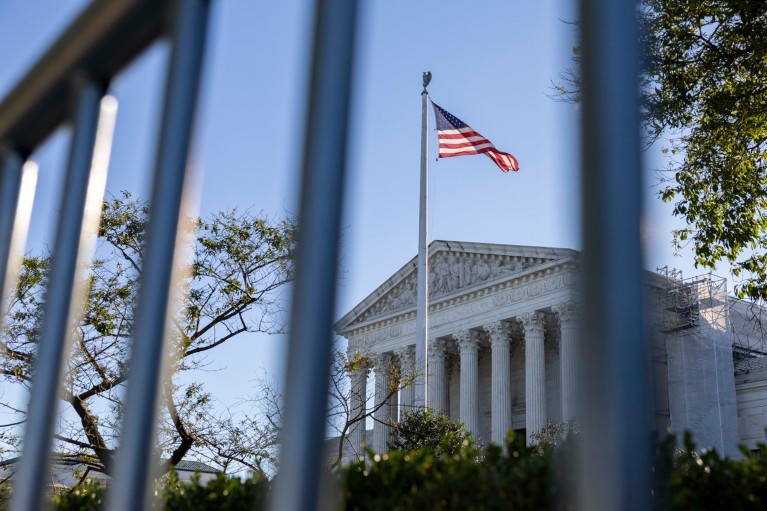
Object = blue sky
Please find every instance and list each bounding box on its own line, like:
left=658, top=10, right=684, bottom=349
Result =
left=0, top=1, right=704, bottom=414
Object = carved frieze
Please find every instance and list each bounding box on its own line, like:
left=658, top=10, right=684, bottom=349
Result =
left=429, top=255, right=529, bottom=296
left=359, top=325, right=403, bottom=346
left=350, top=253, right=541, bottom=326
left=349, top=271, right=577, bottom=342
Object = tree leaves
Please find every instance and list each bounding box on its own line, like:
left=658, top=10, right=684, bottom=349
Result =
left=555, top=0, right=767, bottom=300
left=644, top=0, right=767, bottom=299
left=0, top=193, right=294, bottom=474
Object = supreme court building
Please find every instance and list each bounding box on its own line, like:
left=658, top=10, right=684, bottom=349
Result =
left=334, top=241, right=767, bottom=461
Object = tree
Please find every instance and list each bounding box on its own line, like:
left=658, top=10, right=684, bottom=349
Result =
left=326, top=347, right=418, bottom=467
left=555, top=1, right=767, bottom=300
left=0, top=192, right=294, bottom=477
left=529, top=419, right=579, bottom=455
left=387, top=408, right=474, bottom=457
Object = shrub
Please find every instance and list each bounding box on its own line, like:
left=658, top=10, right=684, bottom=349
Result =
left=346, top=430, right=557, bottom=511
left=53, top=480, right=106, bottom=511
left=6, top=432, right=767, bottom=510
left=21, top=470, right=271, bottom=511
left=387, top=409, right=475, bottom=457
left=530, top=419, right=579, bottom=455
left=0, top=485, right=9, bottom=511
left=162, top=471, right=269, bottom=511
left=654, top=432, right=767, bottom=511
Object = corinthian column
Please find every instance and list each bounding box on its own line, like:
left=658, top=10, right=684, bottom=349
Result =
left=457, top=330, right=480, bottom=437
left=395, top=345, right=416, bottom=419
left=373, top=352, right=393, bottom=453
left=485, top=321, right=512, bottom=446
left=523, top=311, right=546, bottom=443
left=554, top=301, right=580, bottom=421
left=427, top=338, right=448, bottom=414
left=348, top=354, right=370, bottom=460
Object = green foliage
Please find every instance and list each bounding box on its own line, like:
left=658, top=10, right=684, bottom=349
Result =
left=530, top=419, right=580, bottom=455
left=39, top=470, right=271, bottom=511
left=556, top=1, right=767, bottom=300
left=53, top=480, right=106, bottom=511
left=346, top=430, right=556, bottom=511
left=387, top=409, right=475, bottom=457
left=644, top=0, right=767, bottom=300
left=161, top=472, right=269, bottom=511
left=654, top=432, right=767, bottom=511
left=8, top=432, right=767, bottom=510
left=0, top=485, right=9, bottom=511
left=0, top=191, right=294, bottom=474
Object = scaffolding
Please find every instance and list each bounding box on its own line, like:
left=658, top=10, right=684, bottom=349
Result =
left=654, top=267, right=767, bottom=374
left=655, top=267, right=729, bottom=335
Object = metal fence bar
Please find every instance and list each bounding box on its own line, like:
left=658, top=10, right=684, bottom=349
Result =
left=105, top=1, right=210, bottom=510
left=0, top=0, right=168, bottom=154
left=0, top=160, right=39, bottom=343
left=578, top=0, right=651, bottom=510
left=0, top=151, right=24, bottom=312
left=267, top=0, right=359, bottom=510
left=10, top=79, right=111, bottom=511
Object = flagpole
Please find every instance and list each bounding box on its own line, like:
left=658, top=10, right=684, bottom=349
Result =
left=415, top=72, right=431, bottom=408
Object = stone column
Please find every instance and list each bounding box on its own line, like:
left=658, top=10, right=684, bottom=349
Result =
left=486, top=321, right=512, bottom=446
left=523, top=311, right=546, bottom=443
left=427, top=338, right=448, bottom=414
left=373, top=352, right=393, bottom=453
left=395, top=345, right=416, bottom=419
left=554, top=301, right=579, bottom=421
left=457, top=330, right=480, bottom=437
left=348, top=356, right=370, bottom=460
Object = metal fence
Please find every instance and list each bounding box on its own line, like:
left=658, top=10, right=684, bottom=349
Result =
left=0, top=0, right=647, bottom=510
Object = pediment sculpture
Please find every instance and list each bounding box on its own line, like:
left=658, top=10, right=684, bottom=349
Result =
left=350, top=253, right=543, bottom=325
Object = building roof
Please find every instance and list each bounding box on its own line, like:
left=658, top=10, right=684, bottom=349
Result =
left=335, top=240, right=578, bottom=336
left=174, top=459, right=218, bottom=473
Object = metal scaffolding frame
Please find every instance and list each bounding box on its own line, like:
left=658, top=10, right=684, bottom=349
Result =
left=656, top=267, right=729, bottom=335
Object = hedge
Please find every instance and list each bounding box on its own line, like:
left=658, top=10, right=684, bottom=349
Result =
left=2, top=432, right=767, bottom=510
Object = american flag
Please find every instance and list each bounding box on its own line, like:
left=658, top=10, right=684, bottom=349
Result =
left=432, top=102, right=519, bottom=172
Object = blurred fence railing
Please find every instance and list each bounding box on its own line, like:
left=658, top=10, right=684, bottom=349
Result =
left=0, top=0, right=648, bottom=510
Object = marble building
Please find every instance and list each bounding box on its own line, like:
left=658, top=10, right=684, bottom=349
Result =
left=334, top=241, right=767, bottom=461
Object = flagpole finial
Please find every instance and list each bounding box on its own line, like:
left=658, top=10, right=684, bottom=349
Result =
left=422, top=71, right=432, bottom=94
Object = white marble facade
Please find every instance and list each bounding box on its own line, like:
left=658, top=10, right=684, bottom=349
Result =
left=334, top=240, right=767, bottom=460
left=335, top=241, right=580, bottom=453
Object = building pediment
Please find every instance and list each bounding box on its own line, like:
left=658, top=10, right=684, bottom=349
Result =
left=335, top=241, right=578, bottom=335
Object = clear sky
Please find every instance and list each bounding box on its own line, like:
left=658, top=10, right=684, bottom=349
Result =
left=0, top=1, right=708, bottom=417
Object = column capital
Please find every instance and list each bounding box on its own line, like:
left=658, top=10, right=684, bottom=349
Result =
left=394, top=344, right=416, bottom=361
left=484, top=321, right=511, bottom=347
left=455, top=329, right=480, bottom=354
left=521, top=310, right=546, bottom=334
left=372, top=351, right=393, bottom=371
left=428, top=337, right=448, bottom=354
left=553, top=301, right=580, bottom=325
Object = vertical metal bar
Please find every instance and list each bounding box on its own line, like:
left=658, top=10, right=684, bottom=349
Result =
left=267, top=0, right=359, bottom=510
left=578, top=0, right=651, bottom=510
left=0, top=161, right=38, bottom=338
left=105, top=1, right=210, bottom=510
left=0, top=151, right=25, bottom=316
left=10, top=79, right=113, bottom=511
